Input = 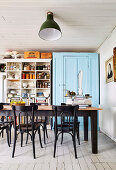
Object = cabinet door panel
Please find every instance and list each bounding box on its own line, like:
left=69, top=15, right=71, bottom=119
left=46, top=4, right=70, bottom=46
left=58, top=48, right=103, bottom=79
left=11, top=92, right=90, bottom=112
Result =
left=63, top=56, right=89, bottom=99
left=77, top=57, right=90, bottom=95
left=63, top=56, right=89, bottom=128
left=63, top=57, right=78, bottom=103
left=53, top=54, right=63, bottom=105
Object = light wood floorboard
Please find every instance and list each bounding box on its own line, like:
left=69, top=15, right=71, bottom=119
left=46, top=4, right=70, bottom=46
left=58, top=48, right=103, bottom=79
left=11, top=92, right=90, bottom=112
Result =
left=0, top=130, right=116, bottom=170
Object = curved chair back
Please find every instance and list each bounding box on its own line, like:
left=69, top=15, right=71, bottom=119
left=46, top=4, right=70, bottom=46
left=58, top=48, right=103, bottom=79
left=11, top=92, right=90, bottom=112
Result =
left=12, top=105, right=38, bottom=132
left=0, top=105, right=3, bottom=110
left=0, top=103, right=10, bottom=105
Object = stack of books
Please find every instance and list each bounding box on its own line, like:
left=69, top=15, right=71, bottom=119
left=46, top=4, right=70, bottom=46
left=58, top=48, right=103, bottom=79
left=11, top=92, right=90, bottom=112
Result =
left=73, top=95, right=92, bottom=108
left=36, top=97, right=46, bottom=103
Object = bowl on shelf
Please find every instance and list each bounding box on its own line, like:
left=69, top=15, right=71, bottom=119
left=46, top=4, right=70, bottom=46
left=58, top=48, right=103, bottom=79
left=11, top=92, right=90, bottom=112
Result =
left=11, top=103, right=25, bottom=106
left=23, top=83, right=28, bottom=88
left=37, top=92, right=44, bottom=97
left=10, top=90, right=17, bottom=94
left=10, top=101, right=25, bottom=106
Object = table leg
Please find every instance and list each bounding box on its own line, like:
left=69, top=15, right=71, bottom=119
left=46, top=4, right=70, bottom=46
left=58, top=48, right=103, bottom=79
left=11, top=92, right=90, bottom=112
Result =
left=84, top=116, right=88, bottom=141
left=91, top=111, right=98, bottom=154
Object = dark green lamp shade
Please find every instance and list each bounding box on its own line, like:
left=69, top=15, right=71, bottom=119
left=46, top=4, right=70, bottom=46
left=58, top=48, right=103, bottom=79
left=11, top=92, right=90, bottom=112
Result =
left=39, top=12, right=62, bottom=41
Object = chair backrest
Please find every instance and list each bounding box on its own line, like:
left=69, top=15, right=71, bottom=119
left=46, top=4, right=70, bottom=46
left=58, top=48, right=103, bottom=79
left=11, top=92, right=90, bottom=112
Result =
left=30, top=103, right=48, bottom=121
left=0, top=103, right=10, bottom=105
left=53, top=105, right=79, bottom=116
left=61, top=103, right=66, bottom=106
left=12, top=105, right=38, bottom=131
left=0, top=105, right=3, bottom=110
left=13, top=105, right=38, bottom=112
left=53, top=105, right=79, bottom=129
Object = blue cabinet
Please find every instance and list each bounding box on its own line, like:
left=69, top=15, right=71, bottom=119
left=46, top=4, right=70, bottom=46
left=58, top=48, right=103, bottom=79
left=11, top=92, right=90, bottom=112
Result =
left=53, top=52, right=99, bottom=128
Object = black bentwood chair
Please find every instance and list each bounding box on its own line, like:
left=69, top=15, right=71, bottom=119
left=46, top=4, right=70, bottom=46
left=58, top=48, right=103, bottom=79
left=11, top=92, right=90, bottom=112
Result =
left=12, top=105, right=43, bottom=159
left=0, top=103, right=13, bottom=144
left=53, top=105, right=79, bottom=159
left=61, top=103, right=80, bottom=145
left=0, top=104, right=10, bottom=147
left=30, top=103, right=48, bottom=144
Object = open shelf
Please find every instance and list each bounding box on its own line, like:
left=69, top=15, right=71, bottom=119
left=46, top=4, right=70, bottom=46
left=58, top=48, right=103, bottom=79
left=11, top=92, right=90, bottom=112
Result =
left=22, top=70, right=35, bottom=72
left=36, top=88, right=50, bottom=89
left=36, top=70, right=50, bottom=72
left=36, top=79, right=50, bottom=81
left=7, top=70, right=21, bottom=71
left=6, top=60, right=51, bottom=104
left=7, top=79, right=20, bottom=81
left=21, top=79, right=36, bottom=80
left=8, top=88, right=20, bottom=90
left=21, top=88, right=35, bottom=90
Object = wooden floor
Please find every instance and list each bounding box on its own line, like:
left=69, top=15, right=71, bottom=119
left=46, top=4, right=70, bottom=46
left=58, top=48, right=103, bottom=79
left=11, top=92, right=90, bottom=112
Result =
left=0, top=130, right=116, bottom=170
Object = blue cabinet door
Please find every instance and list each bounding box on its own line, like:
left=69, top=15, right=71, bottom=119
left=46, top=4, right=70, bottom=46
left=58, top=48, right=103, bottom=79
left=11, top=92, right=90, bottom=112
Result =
left=63, top=56, right=90, bottom=102
left=52, top=53, right=64, bottom=105
left=63, top=56, right=78, bottom=103
left=63, top=55, right=90, bottom=128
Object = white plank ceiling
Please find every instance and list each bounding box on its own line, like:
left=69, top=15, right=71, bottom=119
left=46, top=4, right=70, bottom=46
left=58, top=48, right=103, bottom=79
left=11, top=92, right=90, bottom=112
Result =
left=0, top=0, right=116, bottom=53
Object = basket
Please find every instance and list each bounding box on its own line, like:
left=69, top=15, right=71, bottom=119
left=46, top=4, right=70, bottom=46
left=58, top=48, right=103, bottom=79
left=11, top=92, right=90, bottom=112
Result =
left=41, top=53, right=52, bottom=59
left=24, top=51, right=40, bottom=59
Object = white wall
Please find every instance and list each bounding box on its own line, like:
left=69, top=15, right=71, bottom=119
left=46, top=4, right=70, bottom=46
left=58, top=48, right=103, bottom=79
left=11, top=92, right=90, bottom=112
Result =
left=98, top=27, right=116, bottom=142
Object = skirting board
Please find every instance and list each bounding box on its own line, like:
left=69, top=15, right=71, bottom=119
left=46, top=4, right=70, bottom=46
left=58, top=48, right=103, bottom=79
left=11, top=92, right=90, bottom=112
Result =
left=100, top=127, right=116, bottom=143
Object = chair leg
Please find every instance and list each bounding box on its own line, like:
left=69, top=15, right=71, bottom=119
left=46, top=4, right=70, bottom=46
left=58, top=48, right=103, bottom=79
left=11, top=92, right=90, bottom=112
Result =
left=26, top=133, right=29, bottom=144
left=2, top=129, right=4, bottom=138
left=21, top=133, right=23, bottom=147
left=50, top=117, right=53, bottom=130
left=53, top=124, right=58, bottom=158
left=6, top=128, right=10, bottom=147
left=38, top=127, right=43, bottom=148
left=43, top=124, right=46, bottom=144
left=73, top=133, right=77, bottom=159
left=77, top=125, right=80, bottom=145
left=9, top=123, right=12, bottom=144
left=45, top=126, right=48, bottom=138
left=32, top=131, right=36, bottom=159
left=12, top=130, right=17, bottom=158
left=61, top=132, right=63, bottom=144
left=53, top=135, right=57, bottom=158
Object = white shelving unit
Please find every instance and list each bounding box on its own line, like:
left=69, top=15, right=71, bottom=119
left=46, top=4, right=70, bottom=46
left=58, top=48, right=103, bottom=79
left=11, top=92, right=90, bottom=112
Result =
left=6, top=59, right=52, bottom=104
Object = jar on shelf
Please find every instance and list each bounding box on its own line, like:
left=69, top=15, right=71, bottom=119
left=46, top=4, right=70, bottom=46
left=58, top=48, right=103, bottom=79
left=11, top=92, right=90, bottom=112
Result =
left=37, top=81, right=40, bottom=88
left=26, top=73, right=30, bottom=79
left=33, top=74, right=35, bottom=79
left=44, top=75, right=47, bottom=79
left=46, top=73, right=50, bottom=79
left=30, top=73, right=33, bottom=79
left=22, top=73, right=26, bottom=79
left=44, top=83, right=47, bottom=88
left=39, top=82, right=42, bottom=88
left=37, top=73, right=39, bottom=79
left=48, top=82, right=50, bottom=88
left=43, top=65, right=46, bottom=70
left=24, top=64, right=27, bottom=70
left=48, top=65, right=50, bottom=70
left=31, top=65, right=35, bottom=70
left=42, top=82, right=45, bottom=88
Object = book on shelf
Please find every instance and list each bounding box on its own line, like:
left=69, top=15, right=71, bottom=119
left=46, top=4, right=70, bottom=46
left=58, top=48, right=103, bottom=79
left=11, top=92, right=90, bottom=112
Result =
left=36, top=100, right=46, bottom=103
left=79, top=104, right=91, bottom=108
left=36, top=97, right=46, bottom=100
left=36, top=97, right=46, bottom=103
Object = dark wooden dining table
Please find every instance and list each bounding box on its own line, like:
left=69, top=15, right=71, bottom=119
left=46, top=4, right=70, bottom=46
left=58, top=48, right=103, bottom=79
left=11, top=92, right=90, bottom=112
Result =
left=1, top=105, right=102, bottom=154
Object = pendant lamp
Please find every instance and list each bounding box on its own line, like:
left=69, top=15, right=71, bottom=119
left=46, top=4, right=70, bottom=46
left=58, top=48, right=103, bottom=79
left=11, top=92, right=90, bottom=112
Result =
left=39, top=12, right=62, bottom=41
